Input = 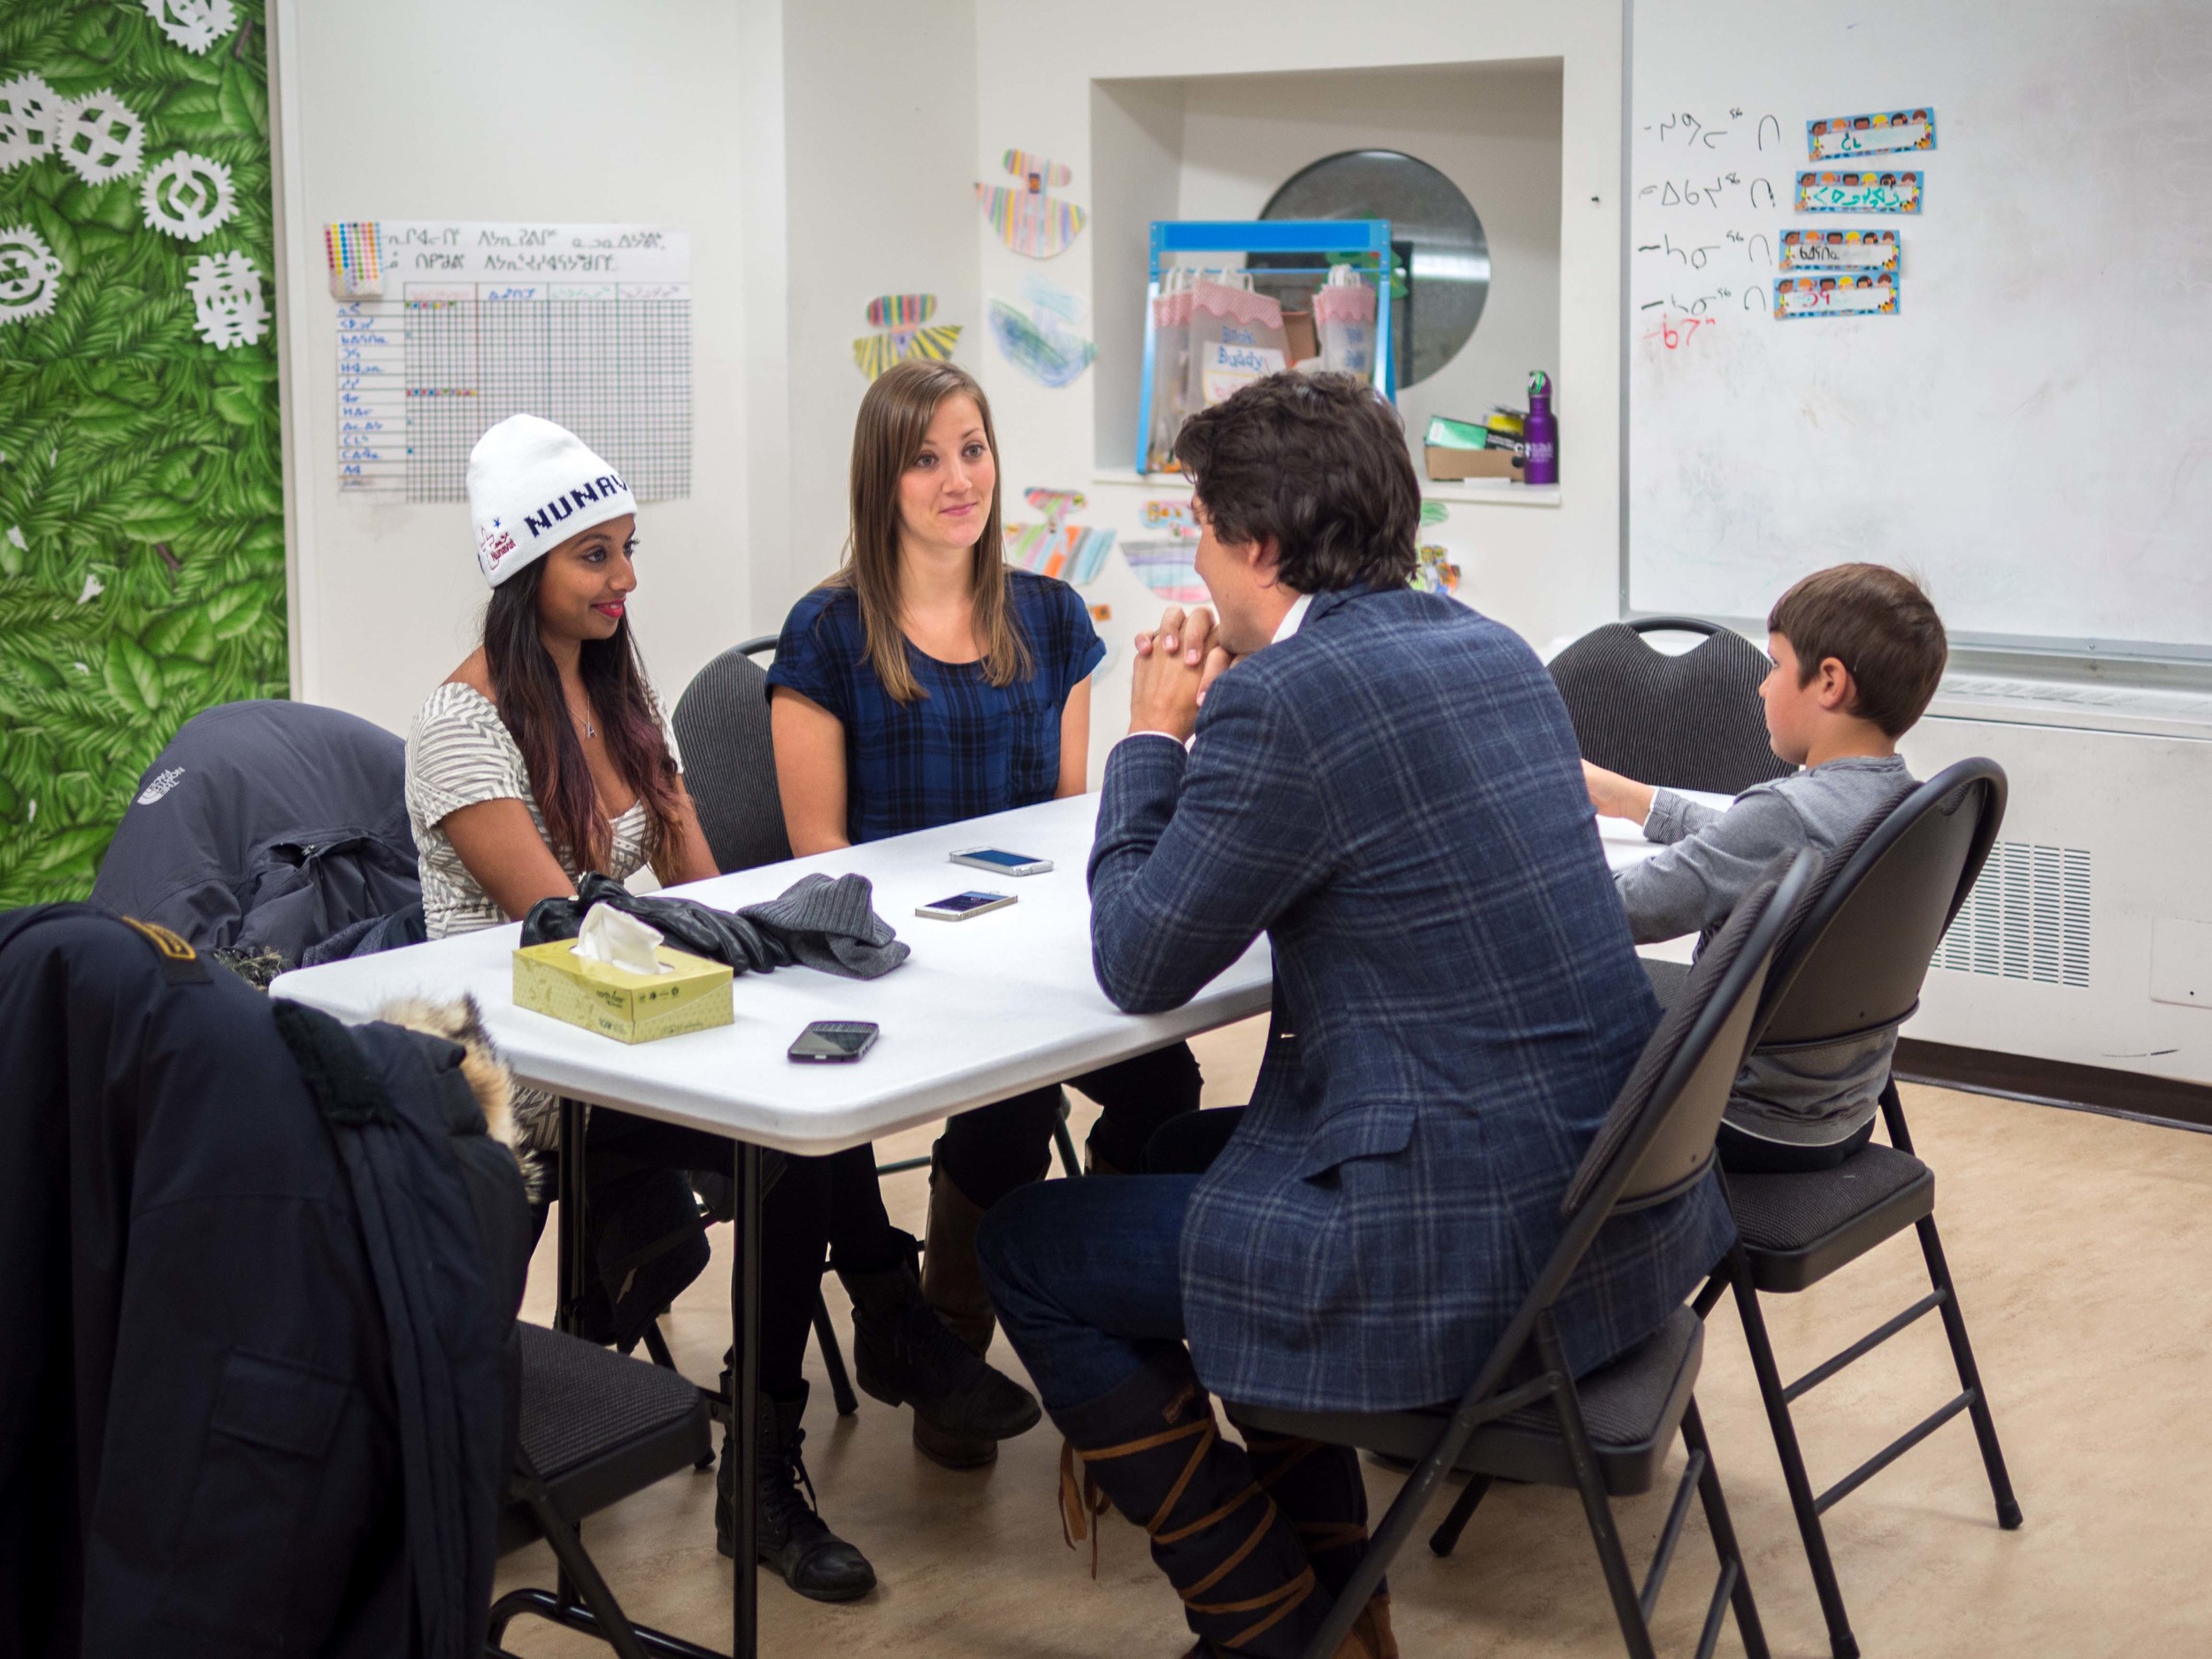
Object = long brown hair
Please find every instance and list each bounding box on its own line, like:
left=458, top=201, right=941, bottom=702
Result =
left=834, top=359, right=1031, bottom=703
left=483, top=556, right=684, bottom=874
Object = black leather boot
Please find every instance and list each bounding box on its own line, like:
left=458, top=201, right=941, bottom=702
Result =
left=1055, top=1347, right=1348, bottom=1659
left=911, top=1139, right=1042, bottom=1467
left=715, top=1383, right=876, bottom=1602
left=840, top=1249, right=1041, bottom=1453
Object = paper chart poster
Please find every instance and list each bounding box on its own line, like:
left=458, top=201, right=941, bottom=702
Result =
left=1808, top=108, right=1936, bottom=161
left=1778, top=228, right=1899, bottom=273
left=334, top=221, right=692, bottom=500
left=1772, top=273, right=1899, bottom=319
left=1795, top=170, right=1922, bottom=214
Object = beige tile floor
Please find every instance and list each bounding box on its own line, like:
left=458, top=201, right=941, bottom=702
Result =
left=496, top=1016, right=2212, bottom=1657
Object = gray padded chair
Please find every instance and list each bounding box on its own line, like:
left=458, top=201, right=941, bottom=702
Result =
left=1689, top=757, right=2021, bottom=1659
left=1232, top=852, right=1819, bottom=1659
left=1549, top=617, right=1793, bottom=795
left=671, top=637, right=794, bottom=875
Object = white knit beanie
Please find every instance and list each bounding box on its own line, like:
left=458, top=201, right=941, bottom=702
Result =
left=466, top=414, right=638, bottom=587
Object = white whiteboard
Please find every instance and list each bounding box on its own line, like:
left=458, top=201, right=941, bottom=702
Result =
left=1627, top=0, right=2212, bottom=659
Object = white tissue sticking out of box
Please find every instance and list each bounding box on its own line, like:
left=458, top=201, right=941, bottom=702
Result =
left=573, top=905, right=670, bottom=974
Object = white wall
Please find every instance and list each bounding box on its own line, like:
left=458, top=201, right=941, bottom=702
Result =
left=273, top=0, right=751, bottom=736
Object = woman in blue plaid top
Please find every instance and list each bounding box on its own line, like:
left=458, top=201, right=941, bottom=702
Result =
left=770, top=360, right=1203, bottom=1468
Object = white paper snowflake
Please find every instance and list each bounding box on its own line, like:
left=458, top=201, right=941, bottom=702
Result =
left=0, top=226, right=65, bottom=326
left=142, top=0, right=239, bottom=54
left=142, top=150, right=235, bottom=242
left=55, top=89, right=146, bottom=185
left=187, top=250, right=266, bottom=349
left=0, top=74, right=59, bottom=173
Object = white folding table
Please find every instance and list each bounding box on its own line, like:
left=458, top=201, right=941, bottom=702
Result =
left=269, top=792, right=1271, bottom=1657
left=267, top=787, right=1691, bottom=1656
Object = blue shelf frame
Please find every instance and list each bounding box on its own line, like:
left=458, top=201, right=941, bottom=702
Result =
left=1133, top=218, right=1395, bottom=476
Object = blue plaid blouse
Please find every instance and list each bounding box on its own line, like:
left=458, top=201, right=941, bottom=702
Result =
left=766, top=569, right=1105, bottom=845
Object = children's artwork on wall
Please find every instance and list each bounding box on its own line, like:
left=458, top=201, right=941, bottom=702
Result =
left=1420, top=499, right=1450, bottom=528
left=1119, top=533, right=1207, bottom=606
left=1002, top=486, right=1114, bottom=584
left=977, top=147, right=1086, bottom=259
left=852, top=292, right=962, bottom=380
left=1772, top=272, right=1899, bottom=318
left=1778, top=227, right=1899, bottom=273
left=1808, top=108, right=1935, bottom=161
left=987, top=276, right=1094, bottom=387
left=1142, top=498, right=1196, bottom=530
left=1412, top=545, right=1461, bottom=595
left=1795, top=169, right=1921, bottom=214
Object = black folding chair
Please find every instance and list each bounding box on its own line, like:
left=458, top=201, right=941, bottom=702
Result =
left=1233, top=851, right=1819, bottom=1659
left=489, top=1322, right=724, bottom=1658
left=1691, top=757, right=2022, bottom=1659
left=1550, top=617, right=1793, bottom=795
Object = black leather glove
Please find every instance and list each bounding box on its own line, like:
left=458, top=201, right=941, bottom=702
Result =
left=520, top=872, right=794, bottom=975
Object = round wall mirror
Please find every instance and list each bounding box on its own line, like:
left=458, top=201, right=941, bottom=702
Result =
left=1255, top=149, right=1489, bottom=388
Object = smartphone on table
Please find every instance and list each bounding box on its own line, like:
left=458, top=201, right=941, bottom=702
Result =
left=787, top=1020, right=879, bottom=1063
left=949, top=847, right=1054, bottom=877
left=915, top=890, right=1018, bottom=921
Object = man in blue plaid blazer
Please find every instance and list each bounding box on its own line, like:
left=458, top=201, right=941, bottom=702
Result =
left=978, top=375, right=1733, bottom=1659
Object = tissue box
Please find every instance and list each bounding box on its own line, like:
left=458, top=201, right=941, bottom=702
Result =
left=511, top=939, right=734, bottom=1043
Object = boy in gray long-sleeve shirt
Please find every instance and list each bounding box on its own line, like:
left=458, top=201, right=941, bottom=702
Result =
left=1584, top=564, right=1948, bottom=1171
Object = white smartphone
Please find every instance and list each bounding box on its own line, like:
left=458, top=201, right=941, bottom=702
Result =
left=949, top=847, right=1055, bottom=877
left=915, top=889, right=1018, bottom=921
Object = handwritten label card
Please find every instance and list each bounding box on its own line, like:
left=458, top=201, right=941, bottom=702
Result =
left=1808, top=109, right=1937, bottom=161
left=1796, top=170, right=1923, bottom=214
left=1778, top=228, right=1901, bottom=273
left=1772, top=273, right=1899, bottom=319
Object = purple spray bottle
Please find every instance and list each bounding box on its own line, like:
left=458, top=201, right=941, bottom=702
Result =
left=1522, top=371, right=1558, bottom=485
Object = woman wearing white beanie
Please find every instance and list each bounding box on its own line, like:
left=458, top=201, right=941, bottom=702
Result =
left=403, top=414, right=881, bottom=1601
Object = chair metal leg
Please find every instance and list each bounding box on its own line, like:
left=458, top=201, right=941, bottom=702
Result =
left=1726, top=1245, right=1860, bottom=1659
left=812, top=1289, right=860, bottom=1417
left=1681, top=1399, right=1770, bottom=1659
left=1915, top=1212, right=2024, bottom=1529
left=641, top=1316, right=676, bottom=1371
left=1052, top=1089, right=1083, bottom=1178
left=1537, top=1316, right=1659, bottom=1659
left=512, top=1448, right=656, bottom=1659
left=1426, top=1474, right=1492, bottom=1557
left=488, top=1585, right=729, bottom=1659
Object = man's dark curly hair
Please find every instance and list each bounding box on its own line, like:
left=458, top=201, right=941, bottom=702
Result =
left=1171, top=372, right=1419, bottom=592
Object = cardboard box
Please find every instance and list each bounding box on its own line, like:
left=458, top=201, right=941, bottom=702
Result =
left=512, top=939, right=734, bottom=1044
left=1425, top=444, right=1524, bottom=481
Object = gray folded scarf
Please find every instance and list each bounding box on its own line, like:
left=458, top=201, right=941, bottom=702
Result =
left=738, top=872, right=910, bottom=979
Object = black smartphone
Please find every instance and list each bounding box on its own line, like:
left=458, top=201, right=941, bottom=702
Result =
left=787, top=1020, right=880, bottom=1063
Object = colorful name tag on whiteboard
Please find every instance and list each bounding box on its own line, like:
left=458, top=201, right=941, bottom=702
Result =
left=1778, top=228, right=1900, bottom=273
left=1808, top=109, right=1936, bottom=160
left=1773, top=273, right=1899, bottom=319
left=1796, top=170, right=1922, bottom=214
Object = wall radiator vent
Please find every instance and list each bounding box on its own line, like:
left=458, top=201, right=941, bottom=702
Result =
left=1934, top=841, right=2091, bottom=988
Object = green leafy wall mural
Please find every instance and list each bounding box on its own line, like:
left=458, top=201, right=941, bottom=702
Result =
left=0, top=0, right=286, bottom=905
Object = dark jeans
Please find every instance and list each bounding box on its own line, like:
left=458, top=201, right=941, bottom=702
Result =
left=1716, top=1115, right=1875, bottom=1174
left=974, top=1103, right=1242, bottom=1411
left=937, top=1041, right=1203, bottom=1205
